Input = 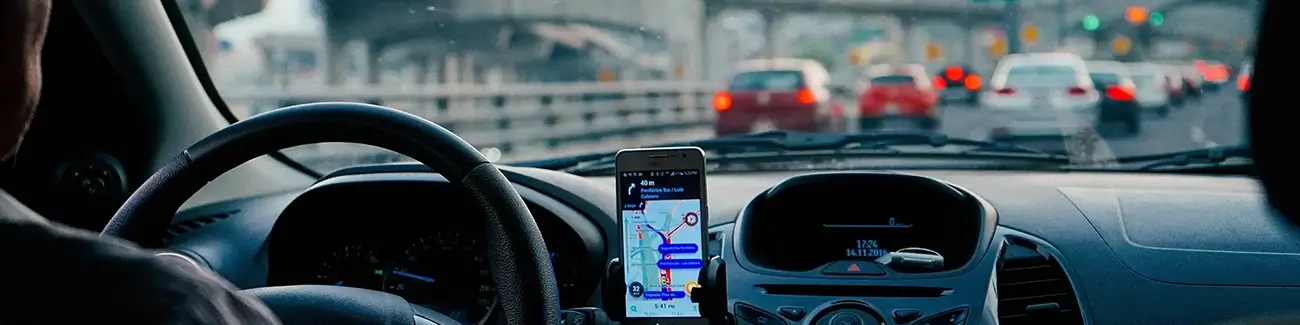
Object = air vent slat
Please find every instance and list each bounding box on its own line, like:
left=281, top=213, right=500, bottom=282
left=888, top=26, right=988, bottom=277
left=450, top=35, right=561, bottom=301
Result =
left=161, top=211, right=236, bottom=243
left=996, top=238, right=1084, bottom=325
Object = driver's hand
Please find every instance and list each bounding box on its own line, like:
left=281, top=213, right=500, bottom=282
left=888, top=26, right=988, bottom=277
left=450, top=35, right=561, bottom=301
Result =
left=0, top=193, right=282, bottom=324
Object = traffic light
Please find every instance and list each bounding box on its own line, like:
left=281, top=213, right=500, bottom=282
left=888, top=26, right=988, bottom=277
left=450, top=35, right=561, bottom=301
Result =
left=1125, top=7, right=1149, bottom=25
left=1082, top=15, right=1101, bottom=31
left=1149, top=12, right=1164, bottom=26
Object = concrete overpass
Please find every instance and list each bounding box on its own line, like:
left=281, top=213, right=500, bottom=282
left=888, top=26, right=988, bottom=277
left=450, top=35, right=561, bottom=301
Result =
left=178, top=0, right=268, bottom=63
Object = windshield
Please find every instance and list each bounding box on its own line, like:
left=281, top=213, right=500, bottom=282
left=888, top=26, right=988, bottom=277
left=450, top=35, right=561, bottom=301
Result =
left=1005, top=65, right=1078, bottom=87
left=730, top=71, right=804, bottom=90
left=178, top=0, right=1258, bottom=173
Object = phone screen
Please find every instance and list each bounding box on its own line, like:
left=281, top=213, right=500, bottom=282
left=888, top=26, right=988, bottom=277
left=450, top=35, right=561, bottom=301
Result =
left=618, top=169, right=705, bottom=318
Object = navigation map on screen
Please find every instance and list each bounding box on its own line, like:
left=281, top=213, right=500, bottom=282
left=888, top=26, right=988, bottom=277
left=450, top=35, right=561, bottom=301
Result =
left=620, top=170, right=704, bottom=318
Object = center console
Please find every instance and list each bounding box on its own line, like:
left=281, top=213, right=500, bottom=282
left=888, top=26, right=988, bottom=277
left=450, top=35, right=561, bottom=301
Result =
left=573, top=172, right=1071, bottom=325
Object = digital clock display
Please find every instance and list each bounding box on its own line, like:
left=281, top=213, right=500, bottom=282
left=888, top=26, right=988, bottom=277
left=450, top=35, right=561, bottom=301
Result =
left=823, top=216, right=916, bottom=261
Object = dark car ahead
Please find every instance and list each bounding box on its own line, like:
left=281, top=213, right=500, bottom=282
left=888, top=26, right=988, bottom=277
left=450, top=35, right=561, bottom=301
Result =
left=1089, top=70, right=1142, bottom=136
left=934, top=64, right=982, bottom=106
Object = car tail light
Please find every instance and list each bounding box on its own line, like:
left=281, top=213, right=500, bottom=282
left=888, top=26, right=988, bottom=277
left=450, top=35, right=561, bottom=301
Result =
left=933, top=77, right=947, bottom=89
left=1238, top=75, right=1250, bottom=91
left=995, top=88, right=1015, bottom=95
left=1067, top=86, right=1088, bottom=96
left=945, top=66, right=964, bottom=81
left=1105, top=85, right=1135, bottom=101
left=796, top=88, right=816, bottom=105
left=713, top=92, right=733, bottom=111
left=964, top=75, right=981, bottom=90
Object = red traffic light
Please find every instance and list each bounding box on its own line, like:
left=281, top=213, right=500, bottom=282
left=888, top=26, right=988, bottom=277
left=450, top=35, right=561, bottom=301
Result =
left=1125, top=7, right=1149, bottom=24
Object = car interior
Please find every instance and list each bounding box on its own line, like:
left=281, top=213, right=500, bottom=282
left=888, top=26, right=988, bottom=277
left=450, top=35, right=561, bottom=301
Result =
left=3, top=1, right=1295, bottom=325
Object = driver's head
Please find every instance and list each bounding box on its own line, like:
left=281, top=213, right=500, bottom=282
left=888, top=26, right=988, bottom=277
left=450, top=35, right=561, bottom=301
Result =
left=0, top=0, right=52, bottom=160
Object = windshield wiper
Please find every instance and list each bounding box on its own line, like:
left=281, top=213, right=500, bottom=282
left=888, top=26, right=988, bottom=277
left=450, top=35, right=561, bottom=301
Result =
left=512, top=130, right=1068, bottom=172
left=1104, top=144, right=1252, bottom=170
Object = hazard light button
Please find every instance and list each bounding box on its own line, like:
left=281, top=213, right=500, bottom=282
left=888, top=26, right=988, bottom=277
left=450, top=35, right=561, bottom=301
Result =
left=821, top=261, right=886, bottom=275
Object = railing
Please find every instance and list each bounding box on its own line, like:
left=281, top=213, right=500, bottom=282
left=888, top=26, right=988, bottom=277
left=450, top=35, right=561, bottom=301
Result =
left=221, top=81, right=720, bottom=171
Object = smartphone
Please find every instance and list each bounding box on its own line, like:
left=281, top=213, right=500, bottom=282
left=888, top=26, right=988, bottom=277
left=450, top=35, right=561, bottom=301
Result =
left=616, top=147, right=710, bottom=325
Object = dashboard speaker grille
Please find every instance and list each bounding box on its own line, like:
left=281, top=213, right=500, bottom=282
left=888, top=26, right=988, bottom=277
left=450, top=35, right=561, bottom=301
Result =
left=162, top=211, right=236, bottom=244
left=996, top=237, right=1084, bottom=325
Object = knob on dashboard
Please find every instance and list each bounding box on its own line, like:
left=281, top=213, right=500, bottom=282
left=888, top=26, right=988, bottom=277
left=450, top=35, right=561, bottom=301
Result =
left=809, top=302, right=885, bottom=325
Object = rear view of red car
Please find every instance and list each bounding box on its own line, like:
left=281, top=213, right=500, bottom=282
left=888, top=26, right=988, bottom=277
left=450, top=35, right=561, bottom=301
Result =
left=714, top=59, right=837, bottom=136
left=858, top=66, right=941, bottom=130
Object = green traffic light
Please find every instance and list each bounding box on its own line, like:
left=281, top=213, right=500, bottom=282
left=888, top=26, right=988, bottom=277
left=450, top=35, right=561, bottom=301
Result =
left=1082, top=15, right=1100, bottom=31
left=1150, top=12, right=1164, bottom=26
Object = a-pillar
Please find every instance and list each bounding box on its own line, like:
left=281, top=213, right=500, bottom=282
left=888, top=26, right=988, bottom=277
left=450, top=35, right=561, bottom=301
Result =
left=757, top=8, right=788, bottom=58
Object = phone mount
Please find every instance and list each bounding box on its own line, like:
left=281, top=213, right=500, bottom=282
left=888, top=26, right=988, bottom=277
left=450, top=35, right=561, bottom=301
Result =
left=603, top=257, right=732, bottom=325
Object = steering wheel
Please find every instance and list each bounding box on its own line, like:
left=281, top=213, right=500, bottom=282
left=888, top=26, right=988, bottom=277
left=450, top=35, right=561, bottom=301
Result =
left=100, top=102, right=562, bottom=325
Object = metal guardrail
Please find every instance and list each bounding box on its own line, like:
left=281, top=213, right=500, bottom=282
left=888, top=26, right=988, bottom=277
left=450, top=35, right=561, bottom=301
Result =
left=222, top=81, right=720, bottom=170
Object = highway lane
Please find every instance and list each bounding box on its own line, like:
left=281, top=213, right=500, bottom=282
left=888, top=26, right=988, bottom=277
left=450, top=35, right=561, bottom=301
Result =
left=287, top=89, right=1247, bottom=171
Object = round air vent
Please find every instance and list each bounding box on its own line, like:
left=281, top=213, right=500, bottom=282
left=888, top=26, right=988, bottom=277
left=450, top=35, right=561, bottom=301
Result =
left=51, top=152, right=128, bottom=203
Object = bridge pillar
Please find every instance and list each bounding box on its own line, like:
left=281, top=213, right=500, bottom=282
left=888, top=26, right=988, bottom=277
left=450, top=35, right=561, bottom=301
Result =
left=899, top=19, right=915, bottom=62
left=757, top=8, right=787, bottom=57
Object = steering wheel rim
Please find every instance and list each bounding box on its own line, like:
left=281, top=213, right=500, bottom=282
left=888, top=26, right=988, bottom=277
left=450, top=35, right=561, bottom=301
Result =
left=100, top=102, right=562, bottom=325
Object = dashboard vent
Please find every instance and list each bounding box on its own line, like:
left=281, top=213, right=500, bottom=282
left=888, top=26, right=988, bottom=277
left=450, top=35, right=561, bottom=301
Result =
left=996, top=237, right=1084, bottom=325
left=707, top=230, right=726, bottom=259
left=162, top=211, right=236, bottom=243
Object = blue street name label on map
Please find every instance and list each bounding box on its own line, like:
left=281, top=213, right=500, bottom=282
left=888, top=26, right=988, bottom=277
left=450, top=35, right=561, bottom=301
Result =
left=657, top=258, right=704, bottom=269
left=658, top=243, right=699, bottom=254
left=644, top=290, right=688, bottom=300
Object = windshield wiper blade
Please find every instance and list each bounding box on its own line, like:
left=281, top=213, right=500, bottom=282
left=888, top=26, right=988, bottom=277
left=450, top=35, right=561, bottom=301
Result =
left=529, top=130, right=1069, bottom=174
left=1109, top=144, right=1251, bottom=170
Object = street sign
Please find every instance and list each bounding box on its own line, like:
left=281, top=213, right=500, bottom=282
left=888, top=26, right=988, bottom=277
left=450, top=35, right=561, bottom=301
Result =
left=1111, top=35, right=1132, bottom=55
left=1022, top=25, right=1040, bottom=45
left=597, top=68, right=615, bottom=82
left=990, top=38, right=1008, bottom=57
left=925, top=43, right=943, bottom=62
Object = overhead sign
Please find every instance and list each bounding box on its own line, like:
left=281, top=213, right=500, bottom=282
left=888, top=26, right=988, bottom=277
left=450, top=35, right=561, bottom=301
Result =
left=1022, top=25, right=1040, bottom=45
left=925, top=43, right=943, bottom=62
left=989, top=38, right=1008, bottom=57
left=1111, top=35, right=1132, bottom=55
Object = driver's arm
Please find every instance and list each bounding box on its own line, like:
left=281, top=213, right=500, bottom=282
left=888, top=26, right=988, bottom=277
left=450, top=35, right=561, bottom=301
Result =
left=0, top=193, right=283, bottom=325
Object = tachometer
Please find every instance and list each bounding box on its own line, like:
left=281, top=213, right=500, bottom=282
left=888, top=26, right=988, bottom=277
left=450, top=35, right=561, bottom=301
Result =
left=315, top=244, right=386, bottom=290
left=386, top=231, right=496, bottom=324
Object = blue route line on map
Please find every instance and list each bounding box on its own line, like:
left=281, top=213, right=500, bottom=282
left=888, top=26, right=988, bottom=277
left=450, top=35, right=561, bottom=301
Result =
left=643, top=224, right=669, bottom=245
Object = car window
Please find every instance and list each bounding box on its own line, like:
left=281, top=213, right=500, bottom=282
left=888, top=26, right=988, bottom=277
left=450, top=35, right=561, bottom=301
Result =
left=1090, top=73, right=1123, bottom=85
left=729, top=71, right=805, bottom=90
left=1131, top=74, right=1159, bottom=87
left=869, top=75, right=915, bottom=84
left=1004, top=65, right=1079, bottom=87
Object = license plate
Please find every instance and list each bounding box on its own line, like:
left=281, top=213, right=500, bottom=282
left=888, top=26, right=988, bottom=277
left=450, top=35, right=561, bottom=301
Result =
left=753, top=120, right=776, bottom=131
left=884, top=104, right=900, bottom=114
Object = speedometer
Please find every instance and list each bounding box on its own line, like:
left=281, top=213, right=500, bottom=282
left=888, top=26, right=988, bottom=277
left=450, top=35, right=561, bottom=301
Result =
left=315, top=244, right=385, bottom=290
left=386, top=231, right=496, bottom=324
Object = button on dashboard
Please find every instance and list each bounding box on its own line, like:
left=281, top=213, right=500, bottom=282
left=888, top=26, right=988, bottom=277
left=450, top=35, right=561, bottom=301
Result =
left=778, top=307, right=806, bottom=321
left=735, top=303, right=788, bottom=325
left=892, top=309, right=922, bottom=323
left=821, top=261, right=886, bottom=275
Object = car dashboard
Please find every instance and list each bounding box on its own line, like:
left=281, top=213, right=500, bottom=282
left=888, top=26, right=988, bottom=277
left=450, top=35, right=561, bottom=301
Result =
left=164, top=164, right=1300, bottom=325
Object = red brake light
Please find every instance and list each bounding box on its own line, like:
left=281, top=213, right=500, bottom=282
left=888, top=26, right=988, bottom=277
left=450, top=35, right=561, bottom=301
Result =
left=995, top=88, right=1016, bottom=95
left=796, top=88, right=816, bottom=105
left=1067, top=86, right=1088, bottom=96
left=933, top=77, right=947, bottom=89
left=713, top=92, right=733, bottom=111
left=964, top=75, right=981, bottom=90
left=1238, top=75, right=1250, bottom=91
left=1105, top=85, right=1135, bottom=101
left=944, top=66, right=964, bottom=81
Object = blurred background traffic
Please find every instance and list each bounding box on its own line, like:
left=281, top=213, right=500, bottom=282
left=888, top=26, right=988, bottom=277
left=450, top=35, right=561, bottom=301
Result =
left=176, top=0, right=1256, bottom=173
